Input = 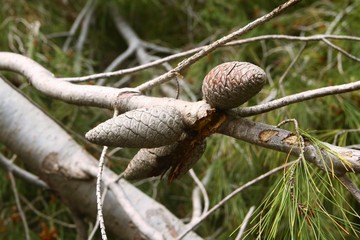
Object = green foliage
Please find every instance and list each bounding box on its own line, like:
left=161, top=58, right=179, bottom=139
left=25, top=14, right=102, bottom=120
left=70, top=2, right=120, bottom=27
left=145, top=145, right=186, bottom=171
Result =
left=1, top=0, right=360, bottom=239
left=246, top=131, right=360, bottom=239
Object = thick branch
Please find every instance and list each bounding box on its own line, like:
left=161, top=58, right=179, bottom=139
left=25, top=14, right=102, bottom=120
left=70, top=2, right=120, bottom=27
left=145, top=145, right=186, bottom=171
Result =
left=0, top=79, right=201, bottom=240
left=0, top=52, right=211, bottom=127
left=0, top=52, right=123, bottom=109
left=218, top=116, right=360, bottom=174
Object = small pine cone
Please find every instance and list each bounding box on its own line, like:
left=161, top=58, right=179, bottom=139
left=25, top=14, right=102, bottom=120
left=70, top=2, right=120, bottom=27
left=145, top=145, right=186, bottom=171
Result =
left=202, top=62, right=266, bottom=110
left=122, top=144, right=176, bottom=180
left=169, top=140, right=206, bottom=180
left=85, top=106, right=184, bottom=148
left=123, top=140, right=206, bottom=180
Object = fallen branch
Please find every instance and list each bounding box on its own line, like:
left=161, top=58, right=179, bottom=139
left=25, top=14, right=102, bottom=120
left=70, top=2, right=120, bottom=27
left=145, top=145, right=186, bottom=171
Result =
left=0, top=153, right=49, bottom=189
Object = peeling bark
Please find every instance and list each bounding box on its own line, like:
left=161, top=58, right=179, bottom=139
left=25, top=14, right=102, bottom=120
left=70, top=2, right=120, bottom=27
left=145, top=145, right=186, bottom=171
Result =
left=219, top=116, right=360, bottom=174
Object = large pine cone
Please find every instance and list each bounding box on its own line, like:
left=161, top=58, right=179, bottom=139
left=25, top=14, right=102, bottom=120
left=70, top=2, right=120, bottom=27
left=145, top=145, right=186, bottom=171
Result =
left=202, top=62, right=266, bottom=110
left=85, top=106, right=184, bottom=148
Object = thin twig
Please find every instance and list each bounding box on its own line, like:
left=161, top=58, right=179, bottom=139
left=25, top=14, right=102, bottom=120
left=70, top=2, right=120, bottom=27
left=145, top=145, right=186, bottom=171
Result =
left=338, top=175, right=360, bottom=204
left=88, top=188, right=108, bottom=240
left=176, top=162, right=295, bottom=239
left=278, top=43, right=307, bottom=96
left=136, top=0, right=301, bottom=92
left=107, top=181, right=165, bottom=240
left=96, top=108, right=119, bottom=240
left=75, top=0, right=97, bottom=53
left=9, top=172, right=30, bottom=240
left=63, top=0, right=96, bottom=51
left=20, top=196, right=76, bottom=228
left=276, top=119, right=305, bottom=203
left=322, top=38, right=360, bottom=63
left=96, top=146, right=109, bottom=240
left=83, top=165, right=164, bottom=240
left=234, top=80, right=360, bottom=116
left=189, top=168, right=211, bottom=225
left=0, top=153, right=49, bottom=189
left=333, top=129, right=360, bottom=145
left=235, top=206, right=256, bottom=240
left=325, top=2, right=357, bottom=35
left=59, top=34, right=360, bottom=82
left=276, top=119, right=305, bottom=159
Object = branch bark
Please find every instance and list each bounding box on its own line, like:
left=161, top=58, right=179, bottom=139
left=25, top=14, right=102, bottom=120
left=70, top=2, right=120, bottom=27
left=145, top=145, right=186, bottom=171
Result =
left=218, top=116, right=360, bottom=174
left=0, top=79, right=201, bottom=240
left=1, top=52, right=360, bottom=175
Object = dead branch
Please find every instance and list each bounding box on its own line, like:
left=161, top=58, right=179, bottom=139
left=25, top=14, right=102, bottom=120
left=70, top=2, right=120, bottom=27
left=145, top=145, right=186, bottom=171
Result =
left=60, top=34, right=360, bottom=83
left=218, top=116, right=360, bottom=174
left=0, top=153, right=49, bottom=189
left=177, top=162, right=294, bottom=239
left=234, top=80, right=360, bottom=116
left=0, top=79, right=201, bottom=240
left=136, top=0, right=301, bottom=92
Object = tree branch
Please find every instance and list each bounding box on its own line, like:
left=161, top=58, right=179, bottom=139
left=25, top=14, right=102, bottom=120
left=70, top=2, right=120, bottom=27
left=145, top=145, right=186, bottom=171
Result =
left=1, top=52, right=360, bottom=175
left=234, top=80, right=360, bottom=116
left=177, top=162, right=294, bottom=239
left=63, top=0, right=97, bottom=52
left=0, top=153, right=49, bottom=189
left=136, top=0, right=301, bottom=92
left=0, top=79, right=202, bottom=240
left=59, top=34, right=360, bottom=83
left=235, top=206, right=256, bottom=240
left=218, top=116, right=360, bottom=174
left=9, top=171, right=30, bottom=240
left=338, top=175, right=360, bottom=204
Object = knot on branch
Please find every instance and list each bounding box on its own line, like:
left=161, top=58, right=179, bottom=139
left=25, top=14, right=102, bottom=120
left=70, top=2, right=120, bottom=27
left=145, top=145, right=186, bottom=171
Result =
left=202, top=62, right=266, bottom=110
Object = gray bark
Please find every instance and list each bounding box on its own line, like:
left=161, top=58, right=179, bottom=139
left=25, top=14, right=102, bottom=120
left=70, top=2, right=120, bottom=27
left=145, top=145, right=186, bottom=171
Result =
left=0, top=79, right=201, bottom=240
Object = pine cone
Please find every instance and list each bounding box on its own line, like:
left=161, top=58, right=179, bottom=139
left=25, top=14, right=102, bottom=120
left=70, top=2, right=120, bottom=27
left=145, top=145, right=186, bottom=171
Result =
left=85, top=106, right=184, bottom=148
left=123, top=139, right=206, bottom=180
left=202, top=61, right=266, bottom=110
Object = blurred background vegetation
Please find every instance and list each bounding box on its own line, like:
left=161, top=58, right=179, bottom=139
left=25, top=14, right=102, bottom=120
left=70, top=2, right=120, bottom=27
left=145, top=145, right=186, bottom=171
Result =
left=0, top=0, right=359, bottom=239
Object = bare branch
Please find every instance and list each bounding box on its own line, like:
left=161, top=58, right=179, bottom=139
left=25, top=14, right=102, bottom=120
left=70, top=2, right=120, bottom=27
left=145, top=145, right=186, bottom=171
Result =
left=136, top=0, right=301, bottom=92
left=177, top=162, right=294, bottom=239
left=322, top=38, right=360, bottom=63
left=189, top=168, right=211, bottom=225
left=0, top=153, right=49, bottom=189
left=63, top=0, right=97, bottom=51
left=333, top=129, right=360, bottom=145
left=96, top=146, right=109, bottom=240
left=219, top=117, right=360, bottom=174
left=0, top=52, right=143, bottom=109
left=1, top=52, right=359, bottom=175
left=234, top=80, right=360, bottom=116
left=84, top=165, right=165, bottom=240
left=0, top=79, right=202, bottom=239
left=9, top=172, right=30, bottom=240
left=235, top=206, right=256, bottom=240
left=20, top=196, right=76, bottom=229
left=338, top=175, right=360, bottom=204
left=75, top=0, right=97, bottom=53
left=59, top=34, right=360, bottom=83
